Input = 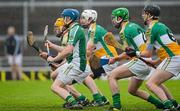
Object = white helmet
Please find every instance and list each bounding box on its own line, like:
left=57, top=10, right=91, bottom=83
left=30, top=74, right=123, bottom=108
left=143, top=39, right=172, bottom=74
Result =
left=81, top=9, right=98, bottom=22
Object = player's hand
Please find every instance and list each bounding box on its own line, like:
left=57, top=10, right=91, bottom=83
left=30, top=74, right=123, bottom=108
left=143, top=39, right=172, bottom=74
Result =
left=39, top=52, right=48, bottom=60
left=47, top=56, right=54, bottom=62
left=108, top=57, right=116, bottom=64
left=125, top=47, right=137, bottom=57
left=45, top=40, right=53, bottom=48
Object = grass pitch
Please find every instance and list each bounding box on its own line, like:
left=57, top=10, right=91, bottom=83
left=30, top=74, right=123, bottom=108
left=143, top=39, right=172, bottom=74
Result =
left=0, top=80, right=179, bottom=111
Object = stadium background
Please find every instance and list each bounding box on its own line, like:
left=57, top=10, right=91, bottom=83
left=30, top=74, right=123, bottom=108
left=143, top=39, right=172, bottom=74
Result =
left=0, top=0, right=180, bottom=80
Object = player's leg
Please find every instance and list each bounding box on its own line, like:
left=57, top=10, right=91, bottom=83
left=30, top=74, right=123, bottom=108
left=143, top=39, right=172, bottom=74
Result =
left=51, top=78, right=82, bottom=109
left=108, top=65, right=134, bottom=110
left=83, top=75, right=105, bottom=106
left=146, top=70, right=174, bottom=110
left=146, top=56, right=180, bottom=110
left=159, top=84, right=180, bottom=109
left=51, top=65, right=89, bottom=107
left=128, top=77, right=164, bottom=109
left=51, top=63, right=83, bottom=109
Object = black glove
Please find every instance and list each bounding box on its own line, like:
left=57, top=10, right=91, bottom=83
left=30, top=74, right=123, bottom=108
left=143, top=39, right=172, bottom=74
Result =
left=125, top=47, right=137, bottom=57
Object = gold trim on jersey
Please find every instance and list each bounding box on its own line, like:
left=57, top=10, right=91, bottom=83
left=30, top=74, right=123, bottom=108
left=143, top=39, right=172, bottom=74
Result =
left=157, top=43, right=180, bottom=61
left=94, top=45, right=118, bottom=58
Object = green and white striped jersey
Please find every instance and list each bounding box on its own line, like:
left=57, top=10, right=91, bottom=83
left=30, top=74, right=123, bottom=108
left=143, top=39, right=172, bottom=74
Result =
left=66, top=23, right=87, bottom=71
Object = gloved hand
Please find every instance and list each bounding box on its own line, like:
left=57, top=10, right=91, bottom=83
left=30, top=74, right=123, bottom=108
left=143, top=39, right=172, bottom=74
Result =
left=125, top=47, right=137, bottom=57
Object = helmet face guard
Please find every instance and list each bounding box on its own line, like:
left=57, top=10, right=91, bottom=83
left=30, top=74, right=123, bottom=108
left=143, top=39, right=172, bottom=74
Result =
left=111, top=15, right=123, bottom=29
left=54, top=18, right=68, bottom=38
left=111, top=8, right=129, bottom=29
left=80, top=9, right=97, bottom=28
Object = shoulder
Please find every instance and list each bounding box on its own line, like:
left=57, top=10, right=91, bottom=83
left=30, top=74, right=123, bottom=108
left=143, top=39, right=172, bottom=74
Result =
left=96, top=24, right=107, bottom=32
left=70, top=24, right=84, bottom=36
left=125, top=22, right=143, bottom=36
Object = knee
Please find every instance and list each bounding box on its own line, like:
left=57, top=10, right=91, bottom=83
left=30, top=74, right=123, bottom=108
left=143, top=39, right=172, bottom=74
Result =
left=107, top=75, right=115, bottom=81
left=146, top=81, right=155, bottom=90
left=51, top=83, right=57, bottom=92
left=128, top=88, right=137, bottom=96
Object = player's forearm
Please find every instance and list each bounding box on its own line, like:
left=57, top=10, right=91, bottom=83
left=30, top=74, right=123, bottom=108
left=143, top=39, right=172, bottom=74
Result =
left=50, top=43, right=64, bottom=52
left=115, top=52, right=129, bottom=61
left=52, top=50, right=71, bottom=62
left=140, top=50, right=152, bottom=58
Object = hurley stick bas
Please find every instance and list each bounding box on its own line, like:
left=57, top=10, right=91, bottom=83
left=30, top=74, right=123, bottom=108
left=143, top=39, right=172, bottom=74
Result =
left=27, top=31, right=42, bottom=53
left=104, top=32, right=156, bottom=68
left=27, top=31, right=58, bottom=70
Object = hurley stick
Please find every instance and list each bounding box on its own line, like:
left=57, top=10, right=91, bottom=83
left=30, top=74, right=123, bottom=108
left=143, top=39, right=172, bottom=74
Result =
left=104, top=32, right=156, bottom=68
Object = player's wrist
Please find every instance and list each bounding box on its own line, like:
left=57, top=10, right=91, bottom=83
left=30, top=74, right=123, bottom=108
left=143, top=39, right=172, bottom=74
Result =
left=136, top=51, right=141, bottom=58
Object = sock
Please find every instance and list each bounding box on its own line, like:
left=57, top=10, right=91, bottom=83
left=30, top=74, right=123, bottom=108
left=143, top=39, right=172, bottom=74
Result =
left=170, top=99, right=179, bottom=107
left=101, top=95, right=108, bottom=102
left=163, top=100, right=174, bottom=109
left=112, top=93, right=121, bottom=109
left=77, top=95, right=86, bottom=101
left=93, top=93, right=102, bottom=103
left=66, top=95, right=77, bottom=105
left=147, top=95, right=164, bottom=109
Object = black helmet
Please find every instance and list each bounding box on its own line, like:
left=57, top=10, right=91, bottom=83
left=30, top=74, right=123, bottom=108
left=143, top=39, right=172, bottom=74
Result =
left=144, top=4, right=160, bottom=18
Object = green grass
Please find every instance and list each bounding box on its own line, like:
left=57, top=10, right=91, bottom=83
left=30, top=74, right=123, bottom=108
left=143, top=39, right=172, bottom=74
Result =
left=0, top=80, right=180, bottom=111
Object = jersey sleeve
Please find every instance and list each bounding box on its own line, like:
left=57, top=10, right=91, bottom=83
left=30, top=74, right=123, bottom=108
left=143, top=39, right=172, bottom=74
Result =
left=67, top=26, right=81, bottom=46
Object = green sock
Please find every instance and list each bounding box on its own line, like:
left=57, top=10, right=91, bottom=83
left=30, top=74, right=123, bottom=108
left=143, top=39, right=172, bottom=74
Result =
left=112, top=93, right=121, bottom=109
left=93, top=93, right=102, bottom=103
left=66, top=95, right=77, bottom=105
left=101, top=95, right=108, bottom=102
left=147, top=95, right=164, bottom=109
left=77, top=95, right=86, bottom=101
left=163, top=100, right=174, bottom=109
left=170, top=99, right=179, bottom=107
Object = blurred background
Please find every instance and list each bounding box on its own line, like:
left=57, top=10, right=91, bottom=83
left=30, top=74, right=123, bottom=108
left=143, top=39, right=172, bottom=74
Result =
left=0, top=0, right=180, bottom=80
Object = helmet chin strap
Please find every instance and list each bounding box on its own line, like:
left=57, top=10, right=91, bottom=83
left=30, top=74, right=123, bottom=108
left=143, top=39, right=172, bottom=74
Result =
left=114, top=18, right=123, bottom=29
left=64, top=18, right=75, bottom=28
left=56, top=27, right=68, bottom=38
left=144, top=14, right=153, bottom=25
left=81, top=19, right=94, bottom=29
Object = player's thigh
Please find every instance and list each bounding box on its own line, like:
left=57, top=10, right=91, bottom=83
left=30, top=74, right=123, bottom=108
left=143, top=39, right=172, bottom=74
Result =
left=147, top=69, right=174, bottom=85
left=109, top=65, right=134, bottom=80
left=52, top=78, right=65, bottom=88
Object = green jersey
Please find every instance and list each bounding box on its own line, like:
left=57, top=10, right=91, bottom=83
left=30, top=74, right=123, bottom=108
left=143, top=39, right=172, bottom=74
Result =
left=66, top=23, right=87, bottom=71
left=88, top=23, right=118, bottom=58
left=146, top=20, right=180, bottom=60
left=119, top=22, right=147, bottom=52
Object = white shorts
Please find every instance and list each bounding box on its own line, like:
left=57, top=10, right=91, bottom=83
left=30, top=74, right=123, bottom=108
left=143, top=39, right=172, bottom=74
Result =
left=102, top=62, right=119, bottom=75
left=123, top=58, right=151, bottom=80
left=157, top=56, right=180, bottom=77
left=57, top=63, right=91, bottom=85
left=7, top=54, right=22, bottom=66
